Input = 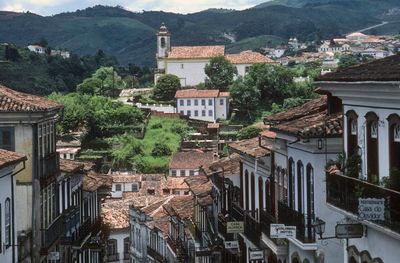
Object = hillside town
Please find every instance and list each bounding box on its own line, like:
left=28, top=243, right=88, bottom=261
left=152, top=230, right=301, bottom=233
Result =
left=0, top=2, right=399, bottom=263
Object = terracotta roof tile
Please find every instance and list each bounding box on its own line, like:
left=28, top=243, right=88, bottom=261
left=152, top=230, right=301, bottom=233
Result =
left=270, top=111, right=343, bottom=138
left=111, top=175, right=142, bottom=183
left=264, top=96, right=327, bottom=124
left=163, top=195, right=194, bottom=219
left=169, top=151, right=214, bottom=170
left=175, top=89, right=220, bottom=98
left=166, top=177, right=189, bottom=190
left=168, top=46, right=225, bottom=59
left=207, top=123, right=220, bottom=129
left=0, top=149, right=26, bottom=169
left=0, top=85, right=62, bottom=112
left=315, top=54, right=400, bottom=82
left=83, top=172, right=112, bottom=192
left=229, top=137, right=270, bottom=158
left=184, top=176, right=212, bottom=197
left=59, top=159, right=84, bottom=173
left=226, top=51, right=275, bottom=64
left=203, top=154, right=241, bottom=177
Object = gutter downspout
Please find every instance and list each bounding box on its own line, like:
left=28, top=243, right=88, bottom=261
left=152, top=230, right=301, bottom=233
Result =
left=11, top=161, right=26, bottom=263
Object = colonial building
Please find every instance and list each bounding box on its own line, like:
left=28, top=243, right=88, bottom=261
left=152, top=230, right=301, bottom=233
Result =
left=0, top=85, right=62, bottom=262
left=175, top=89, right=230, bottom=122
left=0, top=149, right=26, bottom=263
left=155, top=23, right=274, bottom=86
left=169, top=151, right=214, bottom=177
left=315, top=54, right=400, bottom=263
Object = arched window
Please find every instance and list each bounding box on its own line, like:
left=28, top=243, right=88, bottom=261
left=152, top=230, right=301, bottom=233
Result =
left=288, top=158, right=295, bottom=209
left=365, top=112, right=379, bottom=183
left=5, top=198, right=10, bottom=246
left=160, top=37, right=166, bottom=48
left=258, top=177, right=264, bottom=212
left=107, top=239, right=118, bottom=256
left=306, top=164, right=315, bottom=240
left=245, top=170, right=249, bottom=210
left=297, top=161, right=304, bottom=213
left=346, top=110, right=359, bottom=156
left=124, top=237, right=130, bottom=255
left=388, top=114, right=400, bottom=173
left=250, top=172, right=256, bottom=215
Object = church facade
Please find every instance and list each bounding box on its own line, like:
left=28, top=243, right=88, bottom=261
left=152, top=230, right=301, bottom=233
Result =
left=155, top=23, right=275, bottom=87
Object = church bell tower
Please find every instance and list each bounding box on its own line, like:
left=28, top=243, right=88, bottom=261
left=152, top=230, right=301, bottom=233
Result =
left=157, top=23, right=171, bottom=60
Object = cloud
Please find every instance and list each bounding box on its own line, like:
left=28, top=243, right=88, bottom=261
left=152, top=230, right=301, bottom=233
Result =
left=0, top=0, right=268, bottom=16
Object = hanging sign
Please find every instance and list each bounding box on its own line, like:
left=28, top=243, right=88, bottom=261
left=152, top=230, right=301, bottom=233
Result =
left=335, top=223, right=364, bottom=239
left=358, top=198, right=385, bottom=221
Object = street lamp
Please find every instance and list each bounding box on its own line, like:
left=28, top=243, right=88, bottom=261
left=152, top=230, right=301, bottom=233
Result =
left=313, top=217, right=326, bottom=239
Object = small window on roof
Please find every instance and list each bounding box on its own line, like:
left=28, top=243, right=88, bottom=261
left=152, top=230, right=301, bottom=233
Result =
left=148, top=189, right=155, bottom=195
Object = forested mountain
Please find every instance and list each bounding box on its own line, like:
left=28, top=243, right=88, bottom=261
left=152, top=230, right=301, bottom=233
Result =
left=0, top=0, right=399, bottom=66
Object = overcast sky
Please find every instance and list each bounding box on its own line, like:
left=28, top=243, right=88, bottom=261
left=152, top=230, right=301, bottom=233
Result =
left=0, top=0, right=270, bottom=16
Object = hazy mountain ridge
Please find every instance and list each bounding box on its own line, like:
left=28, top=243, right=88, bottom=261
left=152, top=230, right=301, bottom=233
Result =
left=0, top=1, right=398, bottom=66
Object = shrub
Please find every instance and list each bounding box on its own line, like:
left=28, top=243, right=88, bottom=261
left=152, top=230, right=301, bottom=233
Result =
left=151, top=122, right=163, bottom=129
left=237, top=126, right=263, bottom=140
left=151, top=143, right=172, bottom=157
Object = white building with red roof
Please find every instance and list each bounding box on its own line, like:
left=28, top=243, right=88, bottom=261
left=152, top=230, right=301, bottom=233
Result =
left=175, top=89, right=229, bottom=122
left=155, top=23, right=274, bottom=87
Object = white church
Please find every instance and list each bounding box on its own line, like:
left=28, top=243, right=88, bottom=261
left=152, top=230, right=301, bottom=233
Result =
left=155, top=23, right=276, bottom=86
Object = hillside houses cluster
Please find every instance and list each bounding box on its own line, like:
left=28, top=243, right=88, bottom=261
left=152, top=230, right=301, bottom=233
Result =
left=106, top=54, right=399, bottom=263
left=264, top=32, right=399, bottom=70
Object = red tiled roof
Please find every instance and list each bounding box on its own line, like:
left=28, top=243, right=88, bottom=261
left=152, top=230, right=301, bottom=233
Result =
left=270, top=111, right=343, bottom=138
left=169, top=151, right=214, bottom=170
left=166, top=177, right=189, bottom=190
left=229, top=137, right=270, bottom=158
left=59, top=159, right=84, bottom=173
left=0, top=85, right=62, bottom=112
left=0, top=149, right=26, bottom=169
left=163, top=195, right=194, bottom=219
left=168, top=46, right=225, bottom=59
left=225, top=51, right=275, bottom=64
left=175, top=89, right=220, bottom=98
left=260, top=130, right=277, bottom=139
left=203, top=154, right=241, bottom=177
left=207, top=123, right=220, bottom=129
left=315, top=54, right=400, bottom=82
left=219, top=92, right=230, bottom=97
left=264, top=96, right=327, bottom=124
left=83, top=172, right=112, bottom=192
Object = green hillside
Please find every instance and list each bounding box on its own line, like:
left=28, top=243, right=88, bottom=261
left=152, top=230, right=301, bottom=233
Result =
left=0, top=1, right=398, bottom=66
left=226, top=35, right=286, bottom=54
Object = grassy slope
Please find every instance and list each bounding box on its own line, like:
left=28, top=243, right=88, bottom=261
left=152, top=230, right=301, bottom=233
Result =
left=135, top=116, right=188, bottom=173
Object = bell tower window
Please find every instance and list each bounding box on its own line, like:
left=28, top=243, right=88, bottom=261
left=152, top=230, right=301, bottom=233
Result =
left=161, top=37, right=166, bottom=48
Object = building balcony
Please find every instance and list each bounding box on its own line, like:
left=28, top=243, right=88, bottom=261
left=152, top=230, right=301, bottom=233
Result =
left=327, top=171, right=400, bottom=235
left=40, top=152, right=60, bottom=184
left=167, top=238, right=187, bottom=260
left=260, top=209, right=277, bottom=239
left=147, top=246, right=166, bottom=262
left=217, top=214, right=234, bottom=240
left=64, top=206, right=80, bottom=233
left=244, top=212, right=261, bottom=246
left=231, top=202, right=244, bottom=222
left=41, top=215, right=64, bottom=254
left=107, top=253, right=120, bottom=262
left=73, top=217, right=92, bottom=247
left=124, top=252, right=130, bottom=260
left=277, top=201, right=315, bottom=243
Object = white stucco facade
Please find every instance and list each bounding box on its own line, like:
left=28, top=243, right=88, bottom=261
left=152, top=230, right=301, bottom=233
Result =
left=176, top=96, right=229, bottom=122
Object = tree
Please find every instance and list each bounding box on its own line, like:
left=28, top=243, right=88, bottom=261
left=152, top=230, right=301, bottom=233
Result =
left=77, top=78, right=101, bottom=95
left=77, top=67, right=125, bottom=97
left=246, top=63, right=294, bottom=105
left=4, top=45, right=20, bottom=61
left=237, top=126, right=263, bottom=140
left=338, top=54, right=360, bottom=70
left=153, top=74, right=181, bottom=101
left=123, top=75, right=139, bottom=89
left=205, top=56, right=237, bottom=90
left=229, top=77, right=260, bottom=120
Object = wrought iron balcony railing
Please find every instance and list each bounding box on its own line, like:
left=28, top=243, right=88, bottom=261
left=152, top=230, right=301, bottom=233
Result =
left=231, top=202, right=244, bottom=222
left=277, top=201, right=315, bottom=243
left=327, top=171, right=400, bottom=234
left=147, top=246, right=166, bottom=262
left=41, top=215, right=64, bottom=254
